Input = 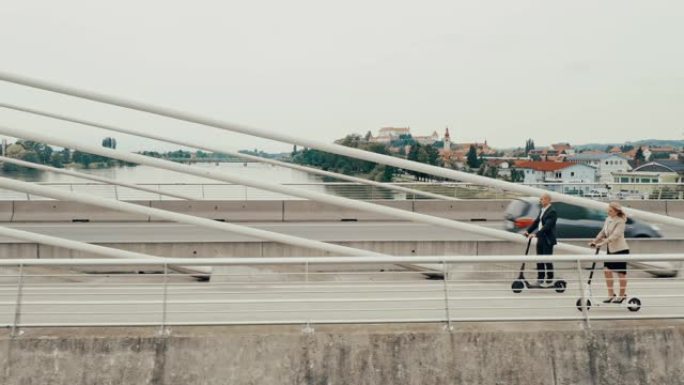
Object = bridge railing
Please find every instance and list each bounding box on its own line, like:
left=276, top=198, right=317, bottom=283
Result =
left=1, top=254, right=682, bottom=333
left=0, top=182, right=681, bottom=201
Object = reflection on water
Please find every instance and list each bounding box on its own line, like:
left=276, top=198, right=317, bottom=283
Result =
left=0, top=162, right=402, bottom=200
left=0, top=162, right=325, bottom=184
left=0, top=162, right=514, bottom=200
left=0, top=168, right=43, bottom=182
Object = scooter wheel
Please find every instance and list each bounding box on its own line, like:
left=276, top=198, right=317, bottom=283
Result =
left=576, top=298, right=592, bottom=312
left=627, top=297, right=641, bottom=312
left=511, top=280, right=525, bottom=293
left=554, top=280, right=567, bottom=293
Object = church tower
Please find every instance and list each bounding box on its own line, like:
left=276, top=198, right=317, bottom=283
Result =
left=443, top=127, right=451, bottom=151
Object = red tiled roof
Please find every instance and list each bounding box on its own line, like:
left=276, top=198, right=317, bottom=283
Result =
left=650, top=146, right=675, bottom=152
left=515, top=161, right=576, bottom=172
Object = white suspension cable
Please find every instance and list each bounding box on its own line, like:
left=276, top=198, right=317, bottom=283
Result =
left=0, top=125, right=589, bottom=255
left=0, top=225, right=211, bottom=275
left=0, top=72, right=679, bottom=227
left=0, top=174, right=389, bottom=259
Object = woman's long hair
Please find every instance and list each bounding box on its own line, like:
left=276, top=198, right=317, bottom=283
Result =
left=609, top=201, right=626, bottom=219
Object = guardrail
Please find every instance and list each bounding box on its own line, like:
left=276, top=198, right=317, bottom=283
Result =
left=1, top=254, right=682, bottom=334
left=0, top=182, right=681, bottom=201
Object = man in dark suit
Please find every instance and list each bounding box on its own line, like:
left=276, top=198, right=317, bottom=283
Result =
left=524, top=193, right=558, bottom=284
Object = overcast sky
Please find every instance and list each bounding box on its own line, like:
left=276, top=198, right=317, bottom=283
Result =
left=0, top=0, right=682, bottom=153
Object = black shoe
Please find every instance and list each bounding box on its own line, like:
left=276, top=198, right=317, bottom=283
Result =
left=614, top=296, right=626, bottom=304
left=603, top=296, right=616, bottom=304
left=545, top=279, right=554, bottom=285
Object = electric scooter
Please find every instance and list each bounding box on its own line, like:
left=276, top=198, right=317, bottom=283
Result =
left=511, top=239, right=567, bottom=294
left=575, top=246, right=641, bottom=312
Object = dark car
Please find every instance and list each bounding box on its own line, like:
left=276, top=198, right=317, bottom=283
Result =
left=504, top=197, right=662, bottom=239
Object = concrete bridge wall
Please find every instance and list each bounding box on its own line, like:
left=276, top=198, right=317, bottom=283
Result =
left=2, top=323, right=683, bottom=385
left=3, top=238, right=683, bottom=260
left=3, top=199, right=684, bottom=222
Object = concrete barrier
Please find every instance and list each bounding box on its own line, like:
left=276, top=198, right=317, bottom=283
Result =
left=3, top=199, right=684, bottom=223
left=283, top=200, right=414, bottom=221
left=149, top=200, right=283, bottom=221
left=620, top=200, right=668, bottom=215
left=0, top=238, right=679, bottom=260
left=11, top=201, right=151, bottom=222
left=0, top=202, right=12, bottom=222
left=667, top=200, right=684, bottom=219
left=2, top=323, right=684, bottom=385
left=413, top=199, right=510, bottom=221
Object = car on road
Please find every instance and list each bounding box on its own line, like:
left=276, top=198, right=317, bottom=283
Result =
left=503, top=197, right=662, bottom=239
left=585, top=188, right=608, bottom=198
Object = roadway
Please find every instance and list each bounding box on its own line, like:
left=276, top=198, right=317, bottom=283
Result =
left=0, top=221, right=681, bottom=243
left=1, top=221, right=682, bottom=326
left=1, top=263, right=682, bottom=326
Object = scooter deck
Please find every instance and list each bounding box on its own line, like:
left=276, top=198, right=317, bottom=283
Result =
left=526, top=283, right=558, bottom=289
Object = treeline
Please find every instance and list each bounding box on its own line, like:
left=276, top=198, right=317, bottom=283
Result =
left=291, top=134, right=443, bottom=182
left=1, top=140, right=131, bottom=172
left=138, top=150, right=245, bottom=161
left=292, top=135, right=395, bottom=181
left=2, top=139, right=286, bottom=173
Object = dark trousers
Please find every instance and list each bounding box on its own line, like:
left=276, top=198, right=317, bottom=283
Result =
left=536, top=238, right=554, bottom=282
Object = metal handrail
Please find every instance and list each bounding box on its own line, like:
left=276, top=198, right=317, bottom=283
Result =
left=1, top=253, right=683, bottom=266
left=0, top=253, right=682, bottom=331
left=1, top=181, right=678, bottom=202
left=23, top=181, right=684, bottom=187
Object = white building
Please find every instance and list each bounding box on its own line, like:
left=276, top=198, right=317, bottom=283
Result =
left=370, top=127, right=411, bottom=143
left=518, top=161, right=597, bottom=195
left=567, top=153, right=631, bottom=183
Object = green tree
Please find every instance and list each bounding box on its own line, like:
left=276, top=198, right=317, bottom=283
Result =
left=404, top=143, right=439, bottom=181
left=466, top=145, right=479, bottom=169
left=524, top=139, right=535, bottom=155
left=486, top=165, right=498, bottom=178
left=50, top=153, right=65, bottom=168
left=634, top=147, right=646, bottom=163
left=72, top=151, right=93, bottom=168
left=21, top=151, right=40, bottom=164
left=17, top=140, right=53, bottom=164
left=510, top=169, right=524, bottom=183
left=652, top=152, right=672, bottom=159
left=102, top=137, right=117, bottom=149
left=621, top=144, right=634, bottom=152
left=381, top=165, right=394, bottom=182
left=426, top=145, right=440, bottom=166
left=60, top=148, right=72, bottom=164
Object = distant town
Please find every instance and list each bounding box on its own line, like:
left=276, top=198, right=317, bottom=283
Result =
left=2, top=128, right=683, bottom=199
left=291, top=127, right=684, bottom=199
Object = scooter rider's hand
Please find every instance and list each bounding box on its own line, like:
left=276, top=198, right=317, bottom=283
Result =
left=527, top=233, right=535, bottom=240
left=589, top=242, right=596, bottom=248
left=523, top=231, right=529, bottom=237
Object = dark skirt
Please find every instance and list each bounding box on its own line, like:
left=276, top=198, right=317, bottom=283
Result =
left=604, top=248, right=629, bottom=274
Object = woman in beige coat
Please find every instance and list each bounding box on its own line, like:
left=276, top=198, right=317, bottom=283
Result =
left=590, top=202, right=630, bottom=304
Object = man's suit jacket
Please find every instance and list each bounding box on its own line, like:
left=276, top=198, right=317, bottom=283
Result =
left=527, top=205, right=558, bottom=246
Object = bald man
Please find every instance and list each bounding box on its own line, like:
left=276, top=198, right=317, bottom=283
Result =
left=523, top=193, right=558, bottom=285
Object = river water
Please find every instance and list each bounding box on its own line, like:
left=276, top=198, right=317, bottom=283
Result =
left=1, top=162, right=324, bottom=184
left=0, top=162, right=406, bottom=200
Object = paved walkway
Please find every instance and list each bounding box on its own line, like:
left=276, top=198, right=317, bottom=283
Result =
left=1, top=264, right=682, bottom=327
